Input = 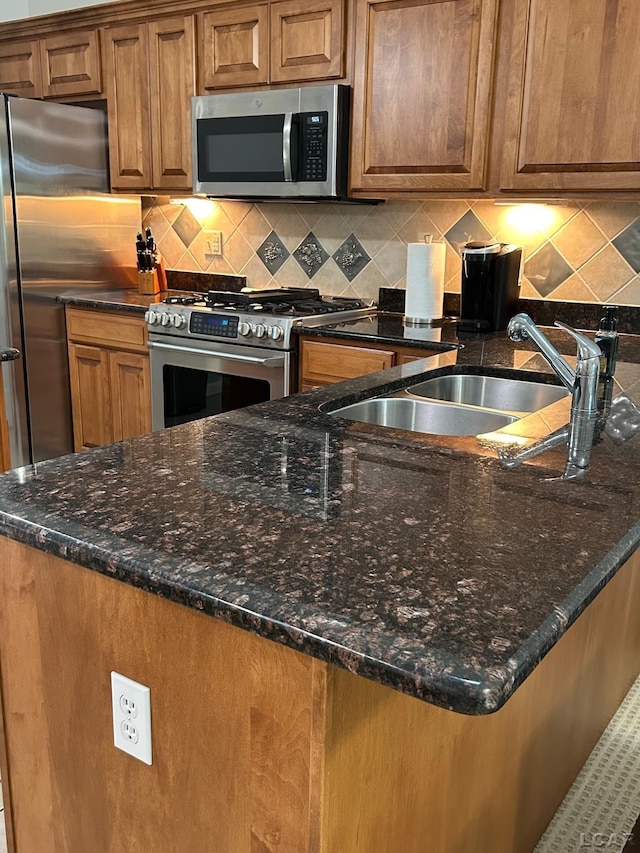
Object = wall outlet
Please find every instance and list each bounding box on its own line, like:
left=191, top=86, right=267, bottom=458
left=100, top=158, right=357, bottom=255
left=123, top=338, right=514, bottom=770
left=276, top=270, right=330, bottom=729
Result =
left=111, top=672, right=152, bottom=765
left=205, top=230, right=222, bottom=256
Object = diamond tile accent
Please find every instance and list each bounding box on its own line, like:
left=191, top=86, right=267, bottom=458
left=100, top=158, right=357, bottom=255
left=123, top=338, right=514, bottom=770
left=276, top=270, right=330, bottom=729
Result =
left=256, top=230, right=290, bottom=273
left=612, top=218, right=640, bottom=273
left=173, top=206, right=202, bottom=248
left=444, top=210, right=492, bottom=252
left=524, top=242, right=573, bottom=297
left=332, top=233, right=371, bottom=281
left=293, top=232, right=329, bottom=278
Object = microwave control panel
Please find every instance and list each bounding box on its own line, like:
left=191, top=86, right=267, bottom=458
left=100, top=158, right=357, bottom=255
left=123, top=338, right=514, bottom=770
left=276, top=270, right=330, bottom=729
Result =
left=300, top=112, right=328, bottom=182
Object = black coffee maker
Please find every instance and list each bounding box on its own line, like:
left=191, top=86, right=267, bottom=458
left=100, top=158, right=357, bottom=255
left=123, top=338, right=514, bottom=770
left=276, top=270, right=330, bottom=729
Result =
left=458, top=242, right=522, bottom=332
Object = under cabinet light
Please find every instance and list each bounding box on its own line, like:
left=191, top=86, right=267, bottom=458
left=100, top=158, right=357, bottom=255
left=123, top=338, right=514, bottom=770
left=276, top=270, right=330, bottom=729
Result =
left=169, top=197, right=216, bottom=223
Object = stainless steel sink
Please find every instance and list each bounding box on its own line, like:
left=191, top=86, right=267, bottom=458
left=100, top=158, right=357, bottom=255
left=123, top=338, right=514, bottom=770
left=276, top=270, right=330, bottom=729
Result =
left=405, top=374, right=569, bottom=414
left=329, top=397, right=518, bottom=436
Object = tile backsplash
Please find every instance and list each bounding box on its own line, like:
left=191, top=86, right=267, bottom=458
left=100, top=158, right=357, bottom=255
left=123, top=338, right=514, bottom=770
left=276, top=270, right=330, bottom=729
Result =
left=142, top=197, right=640, bottom=306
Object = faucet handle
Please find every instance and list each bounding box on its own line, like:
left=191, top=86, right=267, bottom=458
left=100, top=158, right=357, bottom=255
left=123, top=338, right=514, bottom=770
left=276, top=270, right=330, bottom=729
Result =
left=554, top=321, right=602, bottom=361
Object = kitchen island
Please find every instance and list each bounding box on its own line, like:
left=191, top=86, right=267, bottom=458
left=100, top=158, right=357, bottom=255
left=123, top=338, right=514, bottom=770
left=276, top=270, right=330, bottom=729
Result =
left=1, top=329, right=640, bottom=852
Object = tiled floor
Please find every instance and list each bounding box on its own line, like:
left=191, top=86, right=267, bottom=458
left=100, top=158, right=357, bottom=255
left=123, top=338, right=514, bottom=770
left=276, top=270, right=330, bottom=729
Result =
left=0, top=678, right=638, bottom=852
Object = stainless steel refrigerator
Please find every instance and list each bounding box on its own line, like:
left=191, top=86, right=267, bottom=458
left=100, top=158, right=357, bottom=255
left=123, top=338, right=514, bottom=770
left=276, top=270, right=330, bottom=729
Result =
left=0, top=94, right=141, bottom=468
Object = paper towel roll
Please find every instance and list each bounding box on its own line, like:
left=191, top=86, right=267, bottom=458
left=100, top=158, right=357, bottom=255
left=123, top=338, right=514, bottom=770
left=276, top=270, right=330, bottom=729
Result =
left=404, top=241, right=446, bottom=324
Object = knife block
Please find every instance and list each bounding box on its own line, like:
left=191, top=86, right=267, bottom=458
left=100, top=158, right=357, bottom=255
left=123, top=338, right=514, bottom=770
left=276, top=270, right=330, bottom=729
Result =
left=138, top=269, right=160, bottom=295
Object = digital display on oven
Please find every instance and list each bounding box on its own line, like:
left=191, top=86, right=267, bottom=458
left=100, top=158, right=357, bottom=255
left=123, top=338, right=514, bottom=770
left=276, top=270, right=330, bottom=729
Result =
left=189, top=313, right=239, bottom=339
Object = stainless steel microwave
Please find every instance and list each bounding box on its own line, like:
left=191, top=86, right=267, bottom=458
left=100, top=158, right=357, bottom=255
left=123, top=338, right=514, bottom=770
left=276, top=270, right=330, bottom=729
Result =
left=191, top=84, right=350, bottom=200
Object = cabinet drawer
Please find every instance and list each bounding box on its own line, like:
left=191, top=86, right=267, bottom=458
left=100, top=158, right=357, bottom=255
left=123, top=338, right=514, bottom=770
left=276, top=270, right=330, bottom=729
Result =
left=301, top=340, right=395, bottom=385
left=66, top=308, right=147, bottom=353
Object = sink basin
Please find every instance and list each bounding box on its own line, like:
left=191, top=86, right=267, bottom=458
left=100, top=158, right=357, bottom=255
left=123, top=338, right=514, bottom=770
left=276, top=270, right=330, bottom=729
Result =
left=405, top=374, right=570, bottom=414
left=329, top=397, right=518, bottom=436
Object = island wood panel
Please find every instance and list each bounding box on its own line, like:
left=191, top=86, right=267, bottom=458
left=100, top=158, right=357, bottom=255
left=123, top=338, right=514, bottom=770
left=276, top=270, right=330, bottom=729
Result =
left=1, top=540, right=639, bottom=851
left=270, top=0, right=345, bottom=83
left=102, top=22, right=152, bottom=189
left=350, top=0, right=498, bottom=193
left=0, top=38, right=42, bottom=98
left=39, top=29, right=102, bottom=98
left=148, top=15, right=195, bottom=191
left=322, top=545, right=640, bottom=853
left=109, top=350, right=151, bottom=442
left=499, top=0, right=640, bottom=191
left=0, top=539, right=326, bottom=853
left=198, top=4, right=269, bottom=91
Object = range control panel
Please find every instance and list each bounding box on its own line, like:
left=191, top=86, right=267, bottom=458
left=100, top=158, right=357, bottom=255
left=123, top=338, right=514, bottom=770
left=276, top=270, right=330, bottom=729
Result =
left=190, top=313, right=238, bottom=339
left=300, top=112, right=328, bottom=182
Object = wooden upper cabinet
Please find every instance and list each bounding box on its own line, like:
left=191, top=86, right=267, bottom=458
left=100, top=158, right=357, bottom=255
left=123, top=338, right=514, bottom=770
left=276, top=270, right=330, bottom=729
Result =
left=270, top=0, right=345, bottom=83
left=198, top=4, right=269, bottom=90
left=499, top=0, right=640, bottom=192
left=350, top=0, right=498, bottom=194
left=39, top=29, right=102, bottom=99
left=102, top=23, right=152, bottom=190
left=0, top=39, right=42, bottom=98
left=148, top=16, right=195, bottom=190
left=102, top=17, right=194, bottom=191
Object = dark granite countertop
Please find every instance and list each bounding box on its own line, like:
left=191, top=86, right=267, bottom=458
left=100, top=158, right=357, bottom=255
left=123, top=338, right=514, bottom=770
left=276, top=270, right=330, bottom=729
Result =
left=0, top=326, right=640, bottom=716
left=58, top=288, right=172, bottom=314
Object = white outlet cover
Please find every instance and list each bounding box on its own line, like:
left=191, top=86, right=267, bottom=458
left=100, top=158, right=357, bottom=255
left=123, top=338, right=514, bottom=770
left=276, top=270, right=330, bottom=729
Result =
left=111, top=672, right=152, bottom=765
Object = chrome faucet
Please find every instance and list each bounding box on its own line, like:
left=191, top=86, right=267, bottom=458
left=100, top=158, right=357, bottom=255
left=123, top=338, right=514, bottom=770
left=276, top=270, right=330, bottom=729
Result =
left=499, top=313, right=602, bottom=479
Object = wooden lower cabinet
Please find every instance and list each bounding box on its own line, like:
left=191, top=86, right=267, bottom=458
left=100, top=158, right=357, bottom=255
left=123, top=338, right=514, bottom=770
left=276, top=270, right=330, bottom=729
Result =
left=1, top=539, right=639, bottom=852
left=298, top=336, right=438, bottom=391
left=66, top=307, right=151, bottom=450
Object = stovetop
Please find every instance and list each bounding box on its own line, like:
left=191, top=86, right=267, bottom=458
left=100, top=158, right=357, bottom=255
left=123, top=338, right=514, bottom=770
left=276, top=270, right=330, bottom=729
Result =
left=145, top=288, right=376, bottom=350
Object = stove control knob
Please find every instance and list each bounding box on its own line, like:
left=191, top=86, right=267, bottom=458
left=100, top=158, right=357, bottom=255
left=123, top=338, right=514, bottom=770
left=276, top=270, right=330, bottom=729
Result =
left=145, top=310, right=159, bottom=325
left=268, top=325, right=283, bottom=341
left=252, top=323, right=266, bottom=339
left=238, top=321, right=252, bottom=337
left=171, top=314, right=186, bottom=329
left=160, top=312, right=171, bottom=327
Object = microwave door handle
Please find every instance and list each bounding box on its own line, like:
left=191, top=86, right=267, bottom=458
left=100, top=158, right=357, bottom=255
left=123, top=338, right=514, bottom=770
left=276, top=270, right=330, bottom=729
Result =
left=282, top=113, right=293, bottom=182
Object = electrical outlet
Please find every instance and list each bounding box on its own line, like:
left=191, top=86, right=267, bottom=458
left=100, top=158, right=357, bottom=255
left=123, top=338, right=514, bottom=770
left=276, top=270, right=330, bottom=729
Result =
left=205, top=230, right=222, bottom=256
left=111, top=672, right=152, bottom=764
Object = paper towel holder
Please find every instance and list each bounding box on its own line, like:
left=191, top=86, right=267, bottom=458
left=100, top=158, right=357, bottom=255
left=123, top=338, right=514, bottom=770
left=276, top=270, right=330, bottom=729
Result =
left=404, top=236, right=445, bottom=326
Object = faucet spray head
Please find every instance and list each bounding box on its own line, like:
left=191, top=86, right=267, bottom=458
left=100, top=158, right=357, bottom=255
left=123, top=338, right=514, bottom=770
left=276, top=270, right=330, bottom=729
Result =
left=506, top=313, right=533, bottom=343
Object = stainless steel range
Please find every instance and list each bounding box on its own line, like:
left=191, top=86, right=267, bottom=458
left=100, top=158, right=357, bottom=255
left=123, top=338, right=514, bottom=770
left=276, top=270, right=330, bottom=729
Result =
left=145, top=287, right=375, bottom=430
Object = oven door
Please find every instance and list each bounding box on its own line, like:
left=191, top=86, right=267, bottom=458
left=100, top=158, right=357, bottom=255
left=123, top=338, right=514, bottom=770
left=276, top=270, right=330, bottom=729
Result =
left=148, top=336, right=291, bottom=431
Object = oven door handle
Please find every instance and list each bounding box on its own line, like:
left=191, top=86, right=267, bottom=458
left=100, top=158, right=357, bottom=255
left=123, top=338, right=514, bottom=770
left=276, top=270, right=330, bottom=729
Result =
left=148, top=340, right=286, bottom=368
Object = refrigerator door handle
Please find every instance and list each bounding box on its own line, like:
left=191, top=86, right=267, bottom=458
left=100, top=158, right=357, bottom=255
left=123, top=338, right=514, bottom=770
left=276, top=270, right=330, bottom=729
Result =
left=0, top=348, right=20, bottom=362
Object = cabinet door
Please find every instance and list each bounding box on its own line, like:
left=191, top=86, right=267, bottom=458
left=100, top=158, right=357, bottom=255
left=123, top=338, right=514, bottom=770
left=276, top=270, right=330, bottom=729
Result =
left=39, top=29, right=102, bottom=99
left=109, top=351, right=151, bottom=442
left=500, top=0, right=640, bottom=192
left=148, top=16, right=196, bottom=191
left=198, top=4, right=269, bottom=91
left=102, top=23, right=152, bottom=190
left=300, top=340, right=395, bottom=388
left=270, top=0, right=345, bottom=83
left=350, top=0, right=498, bottom=194
left=68, top=343, right=113, bottom=451
left=0, top=39, right=42, bottom=98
